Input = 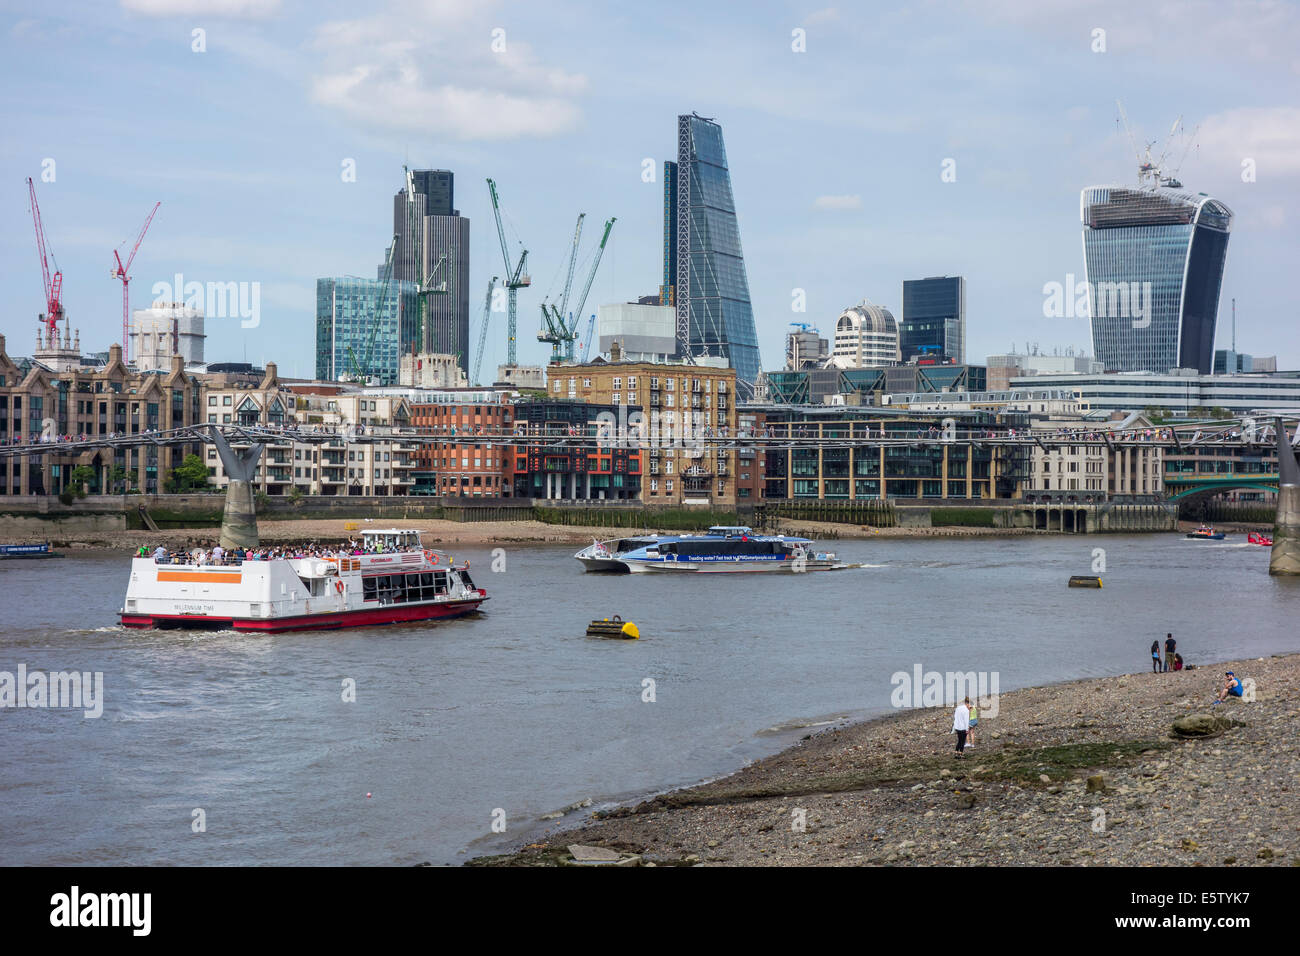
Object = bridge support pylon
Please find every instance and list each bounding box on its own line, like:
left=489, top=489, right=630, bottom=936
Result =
left=211, top=429, right=263, bottom=550
left=1270, top=418, right=1300, bottom=576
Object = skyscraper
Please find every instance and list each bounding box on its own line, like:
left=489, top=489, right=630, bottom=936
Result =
left=392, top=169, right=471, bottom=375
left=316, top=277, right=418, bottom=385
left=900, top=276, right=965, bottom=363
left=663, top=113, right=762, bottom=391
left=1080, top=184, right=1232, bottom=374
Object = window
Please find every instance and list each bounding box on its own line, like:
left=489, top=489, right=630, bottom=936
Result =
left=208, top=396, right=217, bottom=406
left=612, top=377, right=621, bottom=389
left=666, top=479, right=673, bottom=492
left=223, top=396, right=232, bottom=406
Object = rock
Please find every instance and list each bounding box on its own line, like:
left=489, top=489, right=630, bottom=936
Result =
left=1086, top=774, right=1107, bottom=793
left=1039, top=774, right=1051, bottom=783
left=568, top=844, right=621, bottom=863
left=1258, top=848, right=1275, bottom=860
left=1171, top=714, right=1235, bottom=738
left=954, top=793, right=978, bottom=810
left=615, top=854, right=643, bottom=866
left=1181, top=839, right=1199, bottom=852
left=539, top=811, right=564, bottom=821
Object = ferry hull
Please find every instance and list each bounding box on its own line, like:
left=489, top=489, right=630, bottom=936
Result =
left=120, top=596, right=487, bottom=632
left=626, top=558, right=846, bottom=573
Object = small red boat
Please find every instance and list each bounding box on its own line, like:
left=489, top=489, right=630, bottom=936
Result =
left=1247, top=531, right=1273, bottom=546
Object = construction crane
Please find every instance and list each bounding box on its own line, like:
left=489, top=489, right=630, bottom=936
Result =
left=343, top=236, right=397, bottom=383
left=486, top=178, right=531, bottom=367
left=579, top=311, right=598, bottom=362
left=1116, top=100, right=1191, bottom=188
left=538, top=213, right=585, bottom=362
left=472, top=276, right=499, bottom=386
left=561, top=217, right=615, bottom=362
left=112, top=201, right=161, bottom=363
left=26, top=177, right=64, bottom=341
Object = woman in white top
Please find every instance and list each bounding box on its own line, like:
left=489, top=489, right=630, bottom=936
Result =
left=952, top=698, right=970, bottom=757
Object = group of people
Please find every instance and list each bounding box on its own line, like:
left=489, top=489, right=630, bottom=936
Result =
left=140, top=538, right=404, bottom=565
left=951, top=696, right=980, bottom=757
left=1150, top=633, right=1184, bottom=672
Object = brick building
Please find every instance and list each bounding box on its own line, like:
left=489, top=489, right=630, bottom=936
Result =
left=410, top=392, right=513, bottom=497
left=548, top=351, right=737, bottom=506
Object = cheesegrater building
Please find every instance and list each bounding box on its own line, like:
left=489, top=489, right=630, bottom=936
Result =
left=660, top=113, right=762, bottom=394
left=1080, top=183, right=1232, bottom=374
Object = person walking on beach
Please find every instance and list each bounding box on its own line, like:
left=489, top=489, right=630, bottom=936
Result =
left=952, top=697, right=970, bottom=757
left=1150, top=639, right=1161, bottom=674
left=1164, top=633, right=1177, bottom=673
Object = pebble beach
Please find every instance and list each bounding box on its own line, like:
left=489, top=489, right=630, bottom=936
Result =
left=472, top=652, right=1300, bottom=866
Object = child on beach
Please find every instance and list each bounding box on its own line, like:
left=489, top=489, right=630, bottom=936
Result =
left=1150, top=640, right=1161, bottom=673
left=967, top=699, right=978, bottom=747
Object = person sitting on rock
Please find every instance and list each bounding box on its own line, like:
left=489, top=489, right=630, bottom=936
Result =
left=1214, top=671, right=1244, bottom=703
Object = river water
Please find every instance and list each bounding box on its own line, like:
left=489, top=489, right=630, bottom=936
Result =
left=1, top=533, right=1296, bottom=865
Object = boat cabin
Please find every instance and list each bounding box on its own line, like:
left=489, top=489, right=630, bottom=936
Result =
left=707, top=526, right=753, bottom=537
left=362, top=529, right=424, bottom=553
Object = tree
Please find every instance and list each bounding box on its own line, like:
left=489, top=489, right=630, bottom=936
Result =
left=109, top=465, right=129, bottom=494
left=69, top=464, right=96, bottom=497
left=165, top=453, right=213, bottom=493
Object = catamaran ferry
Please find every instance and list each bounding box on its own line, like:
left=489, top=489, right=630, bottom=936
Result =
left=120, top=529, right=487, bottom=632
left=575, top=526, right=846, bottom=574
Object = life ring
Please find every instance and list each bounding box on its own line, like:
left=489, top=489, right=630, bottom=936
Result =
left=335, top=580, right=344, bottom=595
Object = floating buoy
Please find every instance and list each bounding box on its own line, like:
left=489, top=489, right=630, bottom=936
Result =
left=586, top=615, right=639, bottom=639
left=1068, top=576, right=1103, bottom=588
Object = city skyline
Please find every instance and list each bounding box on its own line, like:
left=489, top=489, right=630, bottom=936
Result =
left=2, top=1, right=1299, bottom=379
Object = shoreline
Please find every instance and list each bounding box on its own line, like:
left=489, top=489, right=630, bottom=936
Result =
left=4, top=517, right=1270, bottom=551
left=469, top=651, right=1300, bottom=866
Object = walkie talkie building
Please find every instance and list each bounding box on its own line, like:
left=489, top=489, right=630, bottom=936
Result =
left=662, top=113, right=762, bottom=393
left=1080, top=185, right=1232, bottom=374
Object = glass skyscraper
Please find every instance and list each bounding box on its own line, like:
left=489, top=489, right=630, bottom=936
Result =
left=393, top=169, right=471, bottom=375
left=1080, top=185, right=1232, bottom=374
left=900, top=276, right=965, bottom=363
left=316, top=277, right=418, bottom=385
left=663, top=113, right=762, bottom=392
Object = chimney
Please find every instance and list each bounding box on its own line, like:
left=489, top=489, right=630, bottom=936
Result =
left=609, top=340, right=621, bottom=362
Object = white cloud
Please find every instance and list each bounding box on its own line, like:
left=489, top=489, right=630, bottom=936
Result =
left=805, top=7, right=840, bottom=25
left=1196, top=106, right=1300, bottom=179
left=307, top=6, right=587, bottom=141
left=814, top=194, right=862, bottom=210
left=120, top=0, right=282, bottom=17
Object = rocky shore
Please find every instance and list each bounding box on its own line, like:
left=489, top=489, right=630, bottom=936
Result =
left=471, top=653, right=1300, bottom=866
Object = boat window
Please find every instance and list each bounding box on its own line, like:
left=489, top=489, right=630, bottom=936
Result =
left=461, top=571, right=476, bottom=591
left=434, top=571, right=448, bottom=595
left=363, top=577, right=377, bottom=601
left=420, top=572, right=434, bottom=587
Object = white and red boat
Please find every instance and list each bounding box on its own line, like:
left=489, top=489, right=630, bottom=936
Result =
left=120, top=529, right=487, bottom=632
left=1248, top=531, right=1274, bottom=546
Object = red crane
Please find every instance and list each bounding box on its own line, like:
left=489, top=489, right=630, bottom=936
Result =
left=26, top=177, right=63, bottom=339
left=113, top=202, right=161, bottom=363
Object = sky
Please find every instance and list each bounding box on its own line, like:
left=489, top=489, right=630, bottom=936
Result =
left=2, top=0, right=1298, bottom=379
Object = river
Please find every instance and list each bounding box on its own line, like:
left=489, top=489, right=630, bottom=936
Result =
left=1, top=532, right=1295, bottom=865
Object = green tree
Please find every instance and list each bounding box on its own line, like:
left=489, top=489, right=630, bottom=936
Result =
left=69, top=464, right=96, bottom=497
left=109, top=465, right=130, bottom=494
left=165, top=454, right=213, bottom=493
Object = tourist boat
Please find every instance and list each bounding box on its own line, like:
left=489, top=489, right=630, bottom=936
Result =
left=1247, top=531, right=1274, bottom=546
left=120, top=529, right=487, bottom=632
left=0, top=542, right=61, bottom=559
left=1185, top=525, right=1226, bottom=540
left=575, top=525, right=846, bottom=574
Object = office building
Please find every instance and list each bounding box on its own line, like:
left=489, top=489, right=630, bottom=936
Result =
left=315, top=277, right=419, bottom=385
left=1080, top=183, right=1232, bottom=374
left=830, top=301, right=899, bottom=368
left=901, top=276, right=965, bottom=363
left=1016, top=370, right=1300, bottom=416
left=130, top=301, right=205, bottom=370
left=393, top=169, right=471, bottom=375
left=663, top=113, right=762, bottom=390
left=599, top=301, right=679, bottom=363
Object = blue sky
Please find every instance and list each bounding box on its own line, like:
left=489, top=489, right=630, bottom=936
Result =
left=2, top=0, right=1298, bottom=377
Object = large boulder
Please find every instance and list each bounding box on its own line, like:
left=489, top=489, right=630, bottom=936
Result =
left=1171, top=713, right=1236, bottom=738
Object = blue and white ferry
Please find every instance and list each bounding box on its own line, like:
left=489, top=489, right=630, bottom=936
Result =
left=575, top=526, right=844, bottom=574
